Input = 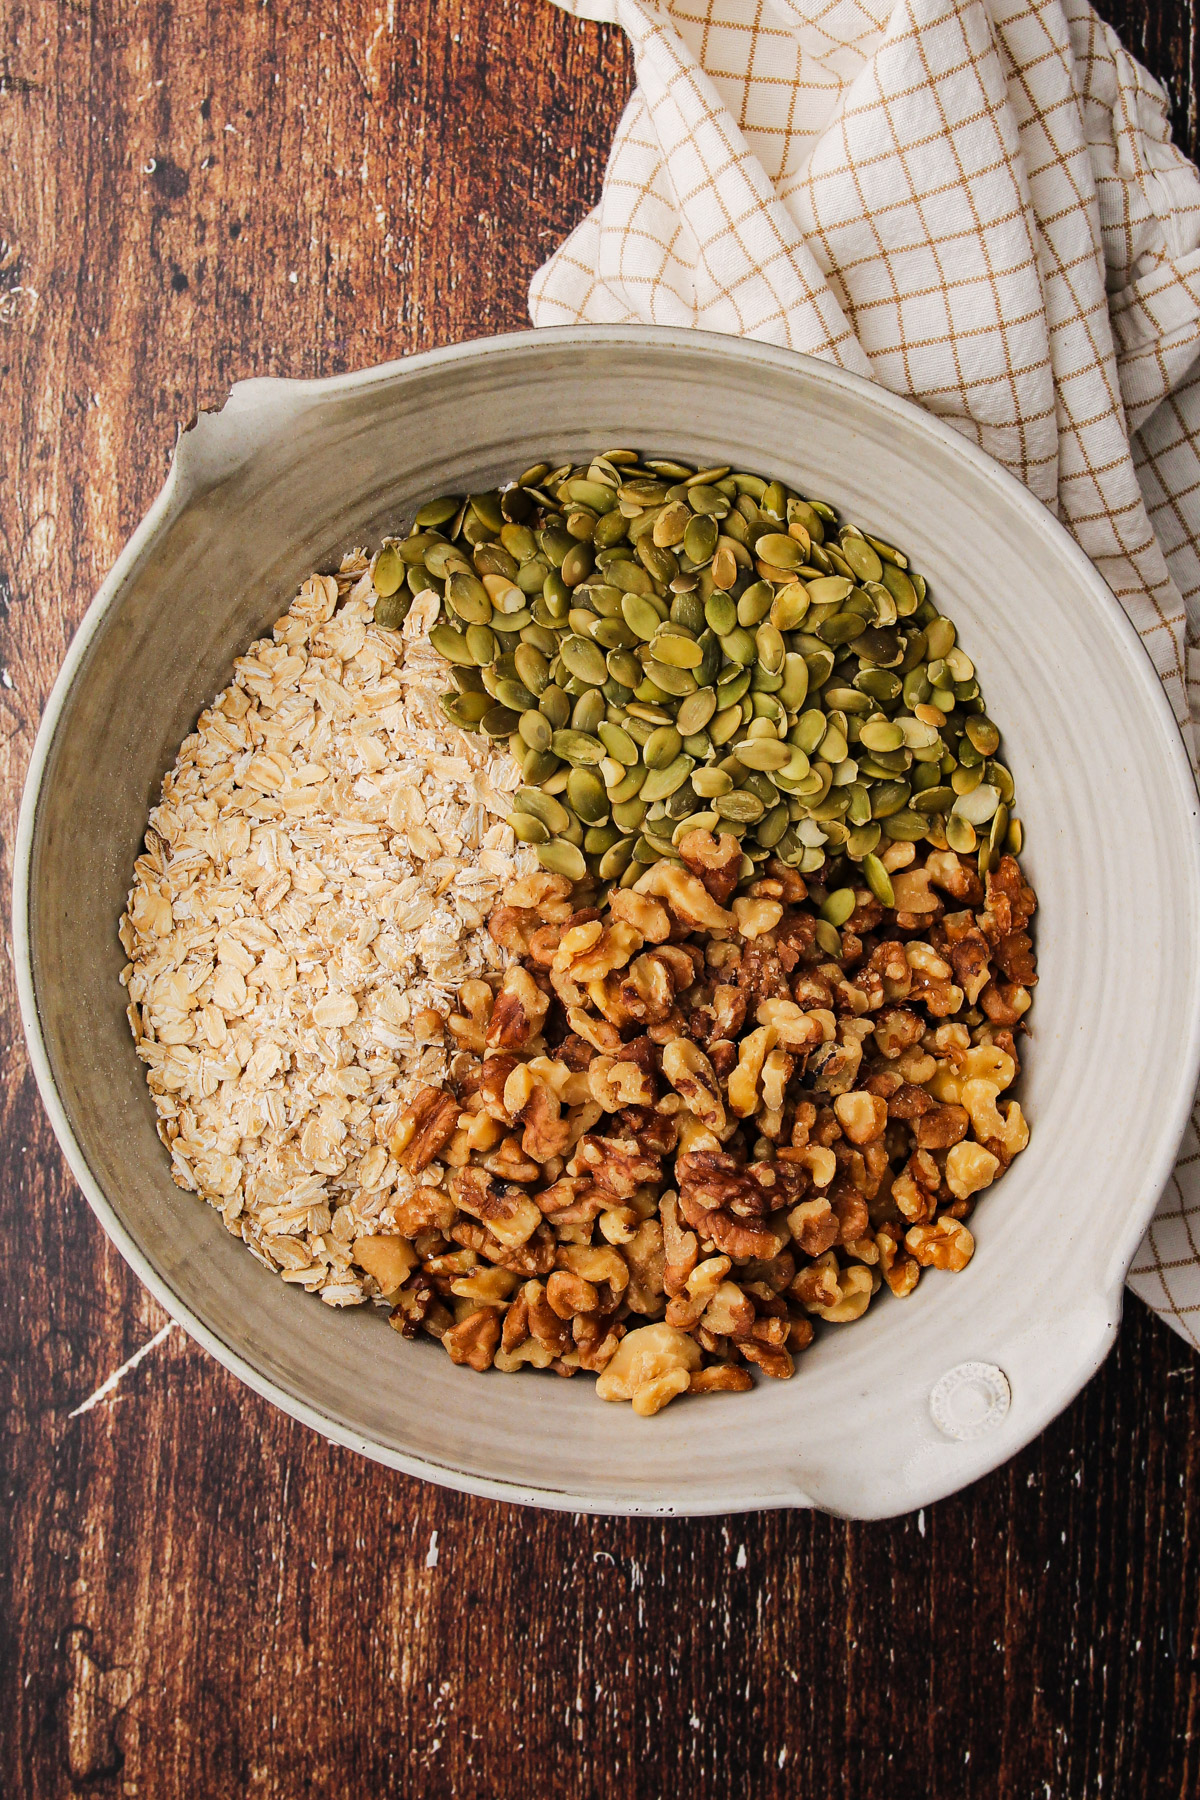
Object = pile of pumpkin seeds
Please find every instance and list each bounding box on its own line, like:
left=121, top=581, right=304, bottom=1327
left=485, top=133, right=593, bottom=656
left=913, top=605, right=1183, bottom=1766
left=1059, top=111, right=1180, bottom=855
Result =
left=370, top=451, right=1022, bottom=900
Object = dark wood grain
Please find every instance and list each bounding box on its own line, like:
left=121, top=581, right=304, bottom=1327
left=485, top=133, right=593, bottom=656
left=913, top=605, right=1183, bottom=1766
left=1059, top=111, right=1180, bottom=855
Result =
left=3, top=3, right=1200, bottom=1795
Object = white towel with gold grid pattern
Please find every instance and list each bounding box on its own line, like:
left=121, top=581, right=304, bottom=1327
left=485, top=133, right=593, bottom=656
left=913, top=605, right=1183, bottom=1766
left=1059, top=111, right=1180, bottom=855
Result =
left=531, top=0, right=1200, bottom=1347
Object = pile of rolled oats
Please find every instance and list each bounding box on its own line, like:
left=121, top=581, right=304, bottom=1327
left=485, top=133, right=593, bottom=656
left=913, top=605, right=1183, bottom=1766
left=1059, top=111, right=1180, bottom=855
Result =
left=120, top=558, right=533, bottom=1304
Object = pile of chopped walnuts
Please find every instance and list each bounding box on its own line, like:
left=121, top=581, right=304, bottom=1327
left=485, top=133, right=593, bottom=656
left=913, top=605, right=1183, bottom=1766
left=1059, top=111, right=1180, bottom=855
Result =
left=355, top=826, right=1036, bottom=1415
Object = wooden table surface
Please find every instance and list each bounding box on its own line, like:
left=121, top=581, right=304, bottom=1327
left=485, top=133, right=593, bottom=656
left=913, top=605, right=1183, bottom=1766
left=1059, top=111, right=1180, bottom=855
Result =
left=4, top=3, right=1200, bottom=1795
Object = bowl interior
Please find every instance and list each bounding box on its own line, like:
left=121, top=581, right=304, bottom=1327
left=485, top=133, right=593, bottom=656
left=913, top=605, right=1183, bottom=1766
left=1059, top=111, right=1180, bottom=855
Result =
left=19, top=330, right=1200, bottom=1516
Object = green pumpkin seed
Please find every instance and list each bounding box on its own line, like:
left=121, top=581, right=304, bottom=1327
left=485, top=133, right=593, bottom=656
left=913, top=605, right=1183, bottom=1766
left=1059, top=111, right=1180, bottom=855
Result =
left=880, top=809, right=927, bottom=842
left=946, top=813, right=977, bottom=854
left=494, top=676, right=537, bottom=711
left=523, top=750, right=560, bottom=786
left=568, top=768, right=610, bottom=824
left=638, top=540, right=678, bottom=586
left=565, top=478, right=619, bottom=512
left=805, top=576, right=852, bottom=607
left=881, top=564, right=918, bottom=615
left=824, top=686, right=871, bottom=716
left=440, top=691, right=491, bottom=729
left=429, top=623, right=475, bottom=666
left=560, top=544, right=594, bottom=589
left=870, top=780, right=912, bottom=818
left=896, top=717, right=941, bottom=750
left=952, top=782, right=1001, bottom=826
left=818, top=722, right=849, bottom=763
left=373, top=544, right=405, bottom=596
left=510, top=811, right=550, bottom=844
left=613, top=798, right=648, bottom=832
left=567, top=607, right=600, bottom=640
left=551, top=729, right=605, bottom=766
left=514, top=644, right=550, bottom=693
left=759, top=802, right=790, bottom=847
left=539, top=685, right=571, bottom=730
left=642, top=660, right=695, bottom=698
left=820, top=888, right=856, bottom=927
left=710, top=705, right=744, bottom=747
left=812, top=919, right=841, bottom=956
left=559, top=635, right=608, bottom=687
left=598, top=836, right=637, bottom=879
left=841, top=536, right=884, bottom=583
left=862, top=853, right=894, bottom=907
left=687, top=484, right=730, bottom=517
left=843, top=782, right=872, bottom=826
left=619, top=593, right=661, bottom=642
left=854, top=668, right=901, bottom=705
left=923, top=616, right=955, bottom=659
left=602, top=650, right=639, bottom=690
left=672, top=812, right=721, bottom=844
left=716, top=627, right=755, bottom=668
left=481, top=705, right=520, bottom=739
left=776, top=656, right=808, bottom=713
left=737, top=581, right=775, bottom=627
left=684, top=515, right=719, bottom=563
left=818, top=611, right=868, bottom=648
left=735, top=739, right=791, bottom=772
left=846, top=823, right=882, bottom=859
left=655, top=501, right=691, bottom=547
left=519, top=710, right=552, bottom=753
left=374, top=593, right=411, bottom=631
left=640, top=754, right=695, bottom=803
left=755, top=532, right=804, bottom=571
left=670, top=590, right=707, bottom=634
left=644, top=726, right=683, bottom=769
left=769, top=584, right=810, bottom=631
left=537, top=839, right=587, bottom=881
left=425, top=540, right=469, bottom=580
left=716, top=790, right=765, bottom=824
left=468, top=491, right=504, bottom=534
left=415, top=496, right=461, bottom=529
left=447, top=572, right=493, bottom=625
left=858, top=716, right=905, bottom=754
left=790, top=709, right=825, bottom=755
left=674, top=688, right=716, bottom=736
left=966, top=715, right=1001, bottom=757
left=598, top=721, right=638, bottom=765
left=756, top=624, right=785, bottom=675
left=705, top=592, right=737, bottom=636
left=652, top=630, right=703, bottom=669
left=692, top=766, right=734, bottom=799
left=665, top=784, right=700, bottom=820
left=572, top=690, right=606, bottom=736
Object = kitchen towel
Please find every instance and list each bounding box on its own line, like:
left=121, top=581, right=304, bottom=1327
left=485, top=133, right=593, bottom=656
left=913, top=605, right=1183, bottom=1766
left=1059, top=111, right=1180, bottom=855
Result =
left=530, top=0, right=1200, bottom=1347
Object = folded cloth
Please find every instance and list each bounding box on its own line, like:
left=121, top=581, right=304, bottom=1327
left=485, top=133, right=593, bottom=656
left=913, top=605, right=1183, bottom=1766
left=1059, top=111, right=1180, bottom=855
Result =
left=531, top=0, right=1200, bottom=1347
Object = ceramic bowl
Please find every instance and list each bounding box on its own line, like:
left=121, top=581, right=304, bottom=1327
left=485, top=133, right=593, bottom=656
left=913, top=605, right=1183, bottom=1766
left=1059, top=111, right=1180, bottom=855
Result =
left=16, top=327, right=1200, bottom=1517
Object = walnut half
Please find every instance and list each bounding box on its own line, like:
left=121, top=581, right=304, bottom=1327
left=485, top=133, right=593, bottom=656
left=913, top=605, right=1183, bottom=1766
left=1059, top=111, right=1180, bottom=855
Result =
left=595, top=1322, right=702, bottom=1416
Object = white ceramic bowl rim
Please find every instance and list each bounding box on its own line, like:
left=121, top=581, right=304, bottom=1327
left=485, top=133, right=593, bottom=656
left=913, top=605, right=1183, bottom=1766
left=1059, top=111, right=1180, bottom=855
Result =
left=14, top=326, right=1200, bottom=1516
